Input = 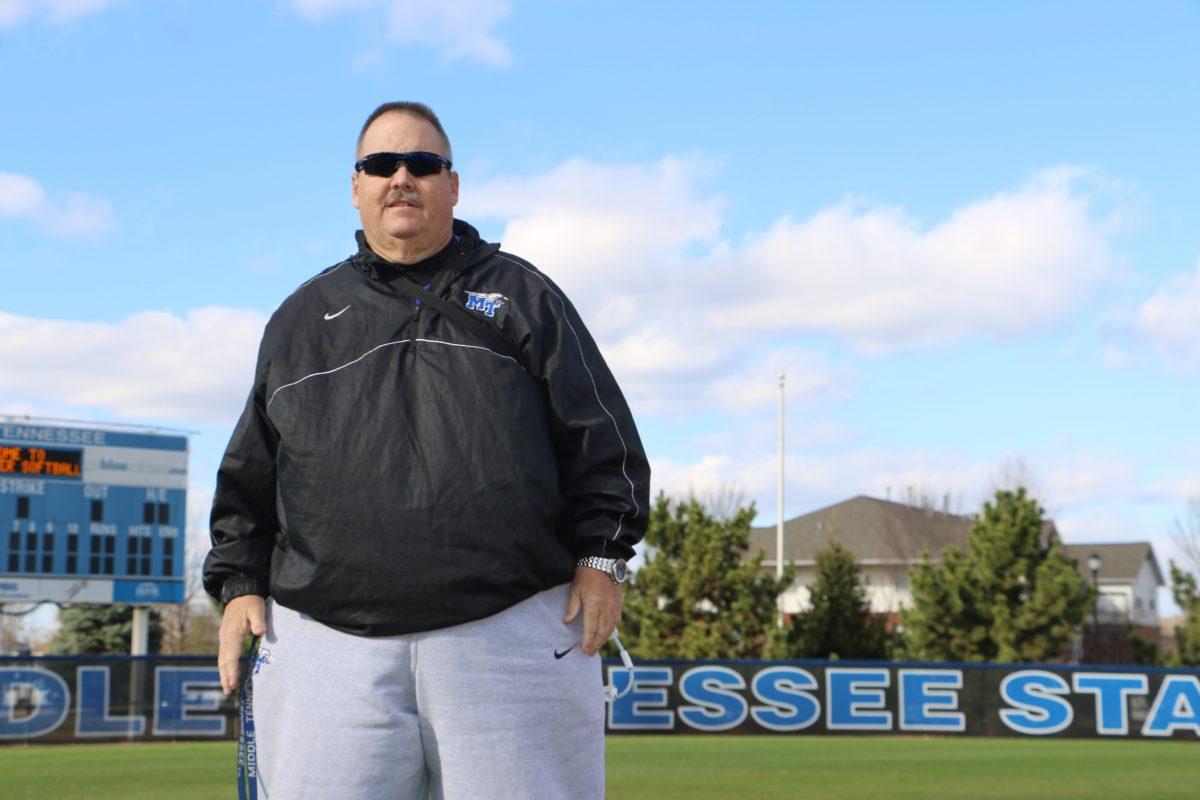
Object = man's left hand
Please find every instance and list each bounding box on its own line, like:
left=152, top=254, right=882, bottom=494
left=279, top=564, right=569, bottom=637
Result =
left=564, top=566, right=623, bottom=656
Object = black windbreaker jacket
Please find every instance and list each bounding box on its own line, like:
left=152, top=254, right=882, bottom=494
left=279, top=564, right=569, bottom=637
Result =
left=202, top=220, right=651, bottom=635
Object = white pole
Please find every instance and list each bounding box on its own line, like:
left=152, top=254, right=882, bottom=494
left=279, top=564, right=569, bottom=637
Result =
left=776, top=373, right=785, bottom=581
left=776, top=373, right=786, bottom=628
left=131, top=607, right=150, bottom=655
left=129, top=607, right=150, bottom=740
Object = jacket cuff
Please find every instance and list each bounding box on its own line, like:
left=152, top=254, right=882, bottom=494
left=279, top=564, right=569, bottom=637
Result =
left=220, top=576, right=269, bottom=605
left=572, top=536, right=635, bottom=562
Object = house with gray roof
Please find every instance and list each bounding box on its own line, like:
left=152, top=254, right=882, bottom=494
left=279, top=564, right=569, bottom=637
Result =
left=1060, top=543, right=1164, bottom=631
left=747, top=495, right=1164, bottom=651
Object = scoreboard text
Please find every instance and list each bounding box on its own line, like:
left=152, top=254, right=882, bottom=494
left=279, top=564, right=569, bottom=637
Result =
left=0, top=447, right=82, bottom=480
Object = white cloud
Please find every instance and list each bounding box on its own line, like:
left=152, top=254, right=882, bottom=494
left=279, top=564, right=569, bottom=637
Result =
left=1038, top=451, right=1139, bottom=511
left=0, top=0, right=119, bottom=27
left=467, top=155, right=811, bottom=416
left=1055, top=508, right=1143, bottom=543
left=286, top=0, right=513, bottom=66
left=0, top=308, right=266, bottom=425
left=603, top=339, right=848, bottom=419
left=0, top=1, right=30, bottom=27
left=1133, top=261, right=1200, bottom=366
left=591, top=324, right=846, bottom=419
left=706, top=168, right=1119, bottom=352
left=466, top=155, right=725, bottom=297
left=1147, top=471, right=1200, bottom=504
left=707, top=347, right=854, bottom=414
left=0, top=172, right=115, bottom=236
left=41, top=0, right=115, bottom=21
left=0, top=172, right=43, bottom=212
left=650, top=442, right=1147, bottom=530
left=467, top=162, right=1119, bottom=350
left=290, top=0, right=366, bottom=16
left=650, top=447, right=994, bottom=522
left=459, top=158, right=1120, bottom=416
left=688, top=416, right=863, bottom=457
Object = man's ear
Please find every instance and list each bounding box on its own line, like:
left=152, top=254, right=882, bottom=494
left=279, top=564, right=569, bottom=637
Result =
left=351, top=171, right=360, bottom=209
left=450, top=170, right=459, bottom=207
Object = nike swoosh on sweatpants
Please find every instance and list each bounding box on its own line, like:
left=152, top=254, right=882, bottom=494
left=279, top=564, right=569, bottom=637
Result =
left=554, top=647, right=574, bottom=659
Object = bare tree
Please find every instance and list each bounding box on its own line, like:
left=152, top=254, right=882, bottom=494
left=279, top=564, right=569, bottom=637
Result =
left=991, top=455, right=1047, bottom=511
left=900, top=483, right=967, bottom=516
left=876, top=483, right=969, bottom=562
left=1171, top=497, right=1200, bottom=577
left=1, top=608, right=30, bottom=654
left=159, top=538, right=220, bottom=654
left=687, top=482, right=749, bottom=523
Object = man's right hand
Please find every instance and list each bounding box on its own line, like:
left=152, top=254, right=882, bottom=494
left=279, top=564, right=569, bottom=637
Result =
left=218, top=594, right=267, bottom=695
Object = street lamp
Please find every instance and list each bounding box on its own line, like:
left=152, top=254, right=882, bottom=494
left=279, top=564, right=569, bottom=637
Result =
left=1088, top=551, right=1102, bottom=662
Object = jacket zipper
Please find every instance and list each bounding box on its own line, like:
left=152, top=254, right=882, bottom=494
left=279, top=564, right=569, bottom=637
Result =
left=408, top=304, right=422, bottom=361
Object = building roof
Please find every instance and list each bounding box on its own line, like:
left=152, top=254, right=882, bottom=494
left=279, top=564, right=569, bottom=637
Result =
left=747, top=494, right=1057, bottom=564
left=1060, top=542, right=1164, bottom=587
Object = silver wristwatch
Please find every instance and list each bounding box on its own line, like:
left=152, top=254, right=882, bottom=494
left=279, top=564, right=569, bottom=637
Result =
left=577, top=556, right=628, bottom=583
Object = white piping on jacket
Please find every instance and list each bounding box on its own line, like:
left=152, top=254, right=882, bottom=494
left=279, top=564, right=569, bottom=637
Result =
left=413, top=338, right=518, bottom=364
left=267, top=338, right=412, bottom=409
left=296, top=262, right=345, bottom=290
left=266, top=337, right=517, bottom=409
left=494, top=252, right=638, bottom=546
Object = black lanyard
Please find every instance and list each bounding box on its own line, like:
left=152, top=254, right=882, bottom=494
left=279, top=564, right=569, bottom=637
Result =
left=237, top=636, right=261, bottom=800
left=386, top=273, right=528, bottom=372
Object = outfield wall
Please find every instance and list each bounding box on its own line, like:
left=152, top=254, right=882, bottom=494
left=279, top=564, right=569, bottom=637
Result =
left=1, top=656, right=1197, bottom=744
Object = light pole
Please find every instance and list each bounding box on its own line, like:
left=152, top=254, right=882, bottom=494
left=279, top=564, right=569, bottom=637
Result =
left=1087, top=551, right=1102, bottom=663
left=776, top=373, right=786, bottom=628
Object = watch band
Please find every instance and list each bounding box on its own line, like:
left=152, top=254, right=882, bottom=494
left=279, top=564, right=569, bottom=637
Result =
left=577, top=556, right=627, bottom=583
left=577, top=556, right=615, bottom=573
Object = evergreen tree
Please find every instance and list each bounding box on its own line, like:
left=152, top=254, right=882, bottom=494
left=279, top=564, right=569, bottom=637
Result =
left=901, top=488, right=1094, bottom=662
left=1166, top=561, right=1200, bottom=667
left=619, top=493, right=794, bottom=659
left=48, top=604, right=163, bottom=655
left=788, top=539, right=890, bottom=660
left=1124, top=625, right=1162, bottom=666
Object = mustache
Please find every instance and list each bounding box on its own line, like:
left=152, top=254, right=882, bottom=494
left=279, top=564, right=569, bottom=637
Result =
left=384, top=190, right=422, bottom=207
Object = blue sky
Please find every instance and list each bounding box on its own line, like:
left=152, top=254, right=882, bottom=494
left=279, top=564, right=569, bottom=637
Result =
left=2, top=1, right=1199, bottom=624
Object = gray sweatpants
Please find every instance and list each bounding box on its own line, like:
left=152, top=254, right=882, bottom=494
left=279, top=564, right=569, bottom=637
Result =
left=251, top=583, right=605, bottom=799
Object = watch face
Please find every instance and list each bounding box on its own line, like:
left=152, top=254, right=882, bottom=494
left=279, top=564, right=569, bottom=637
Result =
left=612, top=559, right=628, bottom=583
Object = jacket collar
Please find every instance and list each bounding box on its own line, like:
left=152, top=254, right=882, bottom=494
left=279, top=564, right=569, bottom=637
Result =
left=350, top=219, right=498, bottom=282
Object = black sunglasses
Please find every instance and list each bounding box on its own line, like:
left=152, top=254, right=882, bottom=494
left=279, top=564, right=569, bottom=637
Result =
left=354, top=151, right=452, bottom=178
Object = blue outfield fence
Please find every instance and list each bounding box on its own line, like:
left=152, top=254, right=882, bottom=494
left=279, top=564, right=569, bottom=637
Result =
left=0, top=656, right=1197, bottom=744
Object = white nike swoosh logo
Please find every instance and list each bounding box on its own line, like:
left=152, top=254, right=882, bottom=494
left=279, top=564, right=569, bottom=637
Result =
left=323, top=305, right=351, bottom=320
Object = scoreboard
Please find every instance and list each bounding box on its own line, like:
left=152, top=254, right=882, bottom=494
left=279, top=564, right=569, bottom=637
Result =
left=0, top=422, right=187, bottom=605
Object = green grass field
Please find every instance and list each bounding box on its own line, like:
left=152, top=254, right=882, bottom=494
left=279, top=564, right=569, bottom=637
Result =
left=1, top=736, right=1196, bottom=799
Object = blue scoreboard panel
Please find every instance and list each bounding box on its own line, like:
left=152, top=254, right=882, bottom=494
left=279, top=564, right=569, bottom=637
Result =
left=0, top=422, right=187, bottom=605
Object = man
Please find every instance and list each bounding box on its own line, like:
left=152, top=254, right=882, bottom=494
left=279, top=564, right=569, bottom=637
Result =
left=202, top=101, right=650, bottom=799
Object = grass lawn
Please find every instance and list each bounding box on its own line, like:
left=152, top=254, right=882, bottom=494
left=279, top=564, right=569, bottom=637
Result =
left=0, top=735, right=1195, bottom=799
